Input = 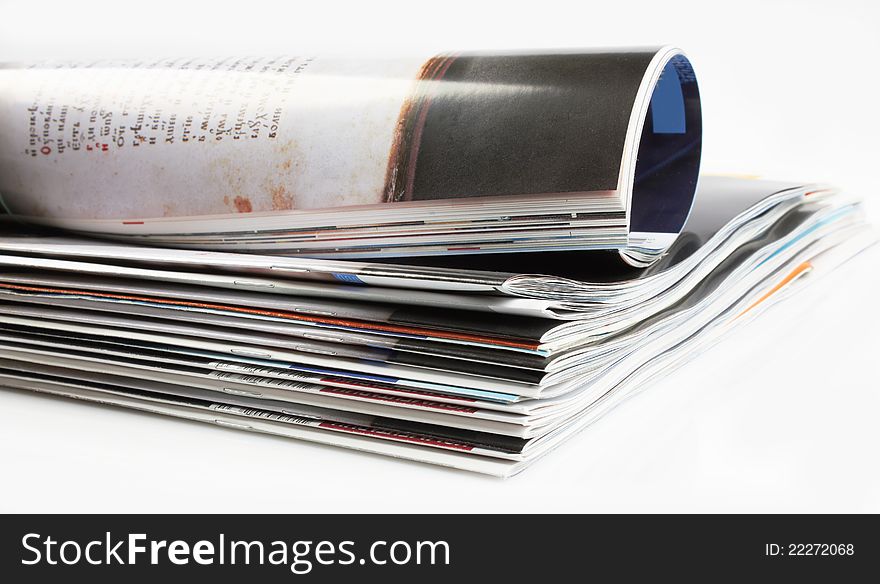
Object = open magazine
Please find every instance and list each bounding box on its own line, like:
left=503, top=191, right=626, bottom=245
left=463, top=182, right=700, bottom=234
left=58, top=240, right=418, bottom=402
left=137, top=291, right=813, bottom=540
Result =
left=0, top=49, right=700, bottom=266
left=0, top=50, right=873, bottom=476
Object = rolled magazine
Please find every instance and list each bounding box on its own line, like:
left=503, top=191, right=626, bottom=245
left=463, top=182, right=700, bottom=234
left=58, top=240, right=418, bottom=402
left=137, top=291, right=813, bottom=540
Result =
left=0, top=49, right=700, bottom=265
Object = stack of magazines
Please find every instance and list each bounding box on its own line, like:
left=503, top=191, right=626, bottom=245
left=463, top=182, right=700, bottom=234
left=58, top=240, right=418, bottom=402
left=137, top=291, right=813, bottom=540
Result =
left=0, top=48, right=873, bottom=476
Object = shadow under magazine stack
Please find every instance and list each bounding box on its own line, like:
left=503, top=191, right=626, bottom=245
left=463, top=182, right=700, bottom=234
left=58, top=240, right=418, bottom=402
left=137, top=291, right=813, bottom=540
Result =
left=0, top=50, right=874, bottom=475
left=0, top=177, right=873, bottom=476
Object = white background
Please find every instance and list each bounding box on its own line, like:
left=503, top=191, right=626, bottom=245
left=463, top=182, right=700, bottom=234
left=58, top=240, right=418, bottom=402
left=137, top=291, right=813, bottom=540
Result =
left=0, top=0, right=877, bottom=512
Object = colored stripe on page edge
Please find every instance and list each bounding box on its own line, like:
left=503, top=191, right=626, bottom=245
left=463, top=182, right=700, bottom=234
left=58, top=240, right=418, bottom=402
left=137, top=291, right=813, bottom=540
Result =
left=736, top=261, right=812, bottom=319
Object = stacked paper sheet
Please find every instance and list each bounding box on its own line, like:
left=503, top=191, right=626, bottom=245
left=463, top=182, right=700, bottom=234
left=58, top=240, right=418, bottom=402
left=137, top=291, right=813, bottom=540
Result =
left=0, top=177, right=872, bottom=476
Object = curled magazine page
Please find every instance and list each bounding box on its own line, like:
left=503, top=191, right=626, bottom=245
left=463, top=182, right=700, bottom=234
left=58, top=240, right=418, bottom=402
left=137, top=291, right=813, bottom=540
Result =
left=0, top=48, right=701, bottom=265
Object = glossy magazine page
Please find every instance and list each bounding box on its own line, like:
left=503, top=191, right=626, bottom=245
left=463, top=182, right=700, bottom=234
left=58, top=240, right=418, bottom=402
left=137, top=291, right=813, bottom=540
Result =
left=0, top=48, right=701, bottom=264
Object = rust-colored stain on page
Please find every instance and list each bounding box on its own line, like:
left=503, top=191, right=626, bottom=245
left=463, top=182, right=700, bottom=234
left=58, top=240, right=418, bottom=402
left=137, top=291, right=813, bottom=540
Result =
left=270, top=184, right=294, bottom=211
left=233, top=196, right=253, bottom=213
left=383, top=54, right=458, bottom=203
